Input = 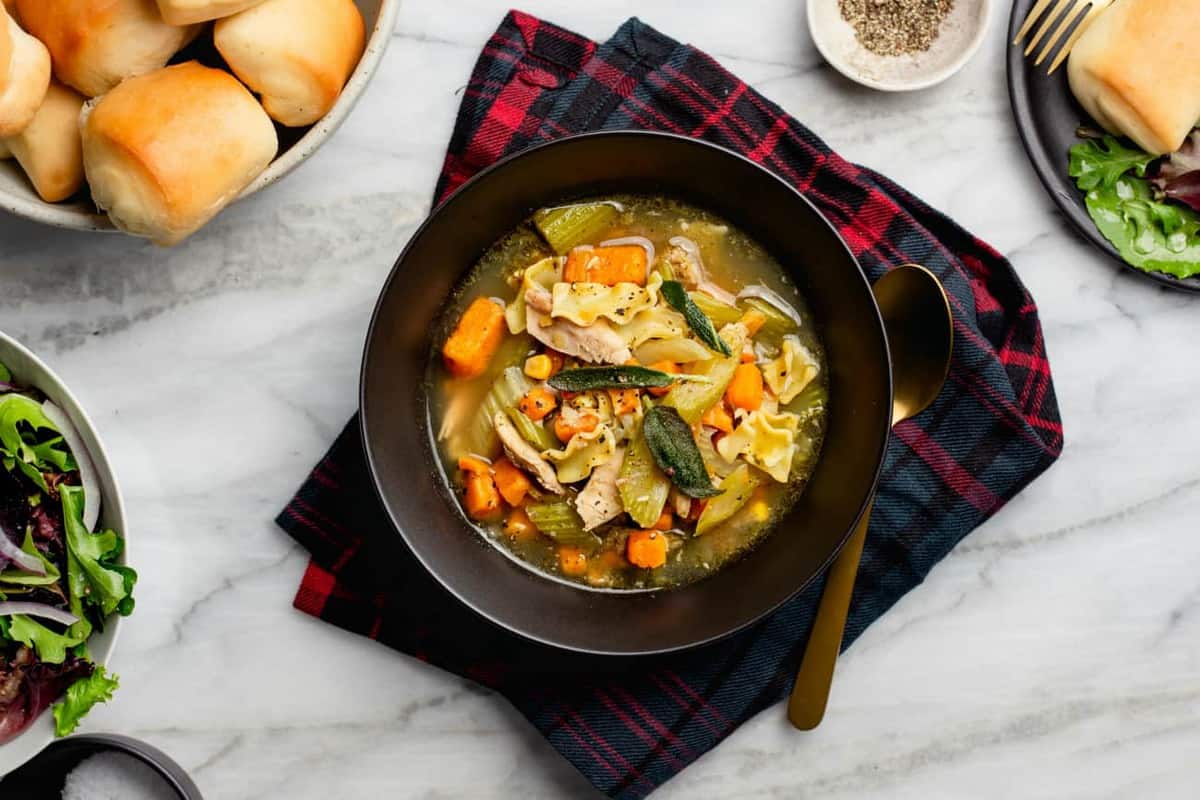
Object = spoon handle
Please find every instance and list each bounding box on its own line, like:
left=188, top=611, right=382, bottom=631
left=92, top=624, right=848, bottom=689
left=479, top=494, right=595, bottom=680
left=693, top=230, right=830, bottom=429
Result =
left=786, top=498, right=874, bottom=730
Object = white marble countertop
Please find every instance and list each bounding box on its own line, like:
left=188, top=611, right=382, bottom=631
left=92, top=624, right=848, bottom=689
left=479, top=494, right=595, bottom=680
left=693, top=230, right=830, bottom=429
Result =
left=2, top=1, right=1198, bottom=797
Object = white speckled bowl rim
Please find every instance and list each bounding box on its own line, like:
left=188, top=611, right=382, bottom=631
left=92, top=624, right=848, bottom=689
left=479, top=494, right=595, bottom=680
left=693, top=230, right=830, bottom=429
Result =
left=0, top=0, right=401, bottom=232
left=0, top=331, right=128, bottom=777
left=808, top=0, right=994, bottom=92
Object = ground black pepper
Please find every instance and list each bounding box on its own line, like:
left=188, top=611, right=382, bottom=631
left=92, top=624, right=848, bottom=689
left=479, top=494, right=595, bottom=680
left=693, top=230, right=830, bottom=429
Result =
left=839, top=0, right=956, bottom=57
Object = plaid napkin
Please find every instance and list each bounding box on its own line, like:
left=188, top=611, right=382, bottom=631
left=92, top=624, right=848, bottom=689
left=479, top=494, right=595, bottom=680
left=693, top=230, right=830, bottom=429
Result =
left=278, top=11, right=1064, bottom=798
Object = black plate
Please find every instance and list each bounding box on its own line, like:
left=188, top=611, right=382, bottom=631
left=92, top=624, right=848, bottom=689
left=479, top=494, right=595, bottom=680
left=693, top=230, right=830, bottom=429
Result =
left=1005, top=0, right=1200, bottom=292
left=359, top=131, right=893, bottom=656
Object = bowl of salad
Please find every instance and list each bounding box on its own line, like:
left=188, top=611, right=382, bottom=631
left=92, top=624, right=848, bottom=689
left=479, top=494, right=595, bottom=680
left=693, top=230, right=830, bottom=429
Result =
left=0, top=331, right=134, bottom=775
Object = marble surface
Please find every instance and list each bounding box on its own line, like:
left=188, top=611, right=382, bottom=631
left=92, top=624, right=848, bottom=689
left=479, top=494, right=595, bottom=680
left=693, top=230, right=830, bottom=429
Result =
left=2, top=1, right=1198, bottom=797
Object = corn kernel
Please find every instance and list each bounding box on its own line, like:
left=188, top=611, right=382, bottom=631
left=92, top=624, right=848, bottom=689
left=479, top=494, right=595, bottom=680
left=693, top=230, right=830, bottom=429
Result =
left=524, top=354, right=553, bottom=381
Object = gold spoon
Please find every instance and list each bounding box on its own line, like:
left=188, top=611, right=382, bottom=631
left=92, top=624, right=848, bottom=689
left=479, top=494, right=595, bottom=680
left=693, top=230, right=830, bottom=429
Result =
left=787, top=263, right=953, bottom=730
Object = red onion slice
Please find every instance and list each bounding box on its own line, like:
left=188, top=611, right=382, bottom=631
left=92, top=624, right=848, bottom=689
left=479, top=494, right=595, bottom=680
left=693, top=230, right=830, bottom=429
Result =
left=599, top=236, right=656, bottom=273
left=737, top=285, right=805, bottom=328
left=0, top=525, right=46, bottom=575
left=0, top=602, right=78, bottom=626
left=41, top=400, right=100, bottom=532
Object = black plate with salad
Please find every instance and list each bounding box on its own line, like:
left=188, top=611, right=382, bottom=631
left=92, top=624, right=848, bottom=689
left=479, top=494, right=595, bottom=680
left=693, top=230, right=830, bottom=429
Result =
left=0, top=359, right=135, bottom=743
left=1006, top=0, right=1200, bottom=291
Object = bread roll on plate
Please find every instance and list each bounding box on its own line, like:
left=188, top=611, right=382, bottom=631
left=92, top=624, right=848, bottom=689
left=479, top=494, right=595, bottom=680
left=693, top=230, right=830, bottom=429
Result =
left=1068, top=0, right=1200, bottom=156
left=214, top=0, right=365, bottom=127
left=155, top=0, right=264, bottom=25
left=0, top=6, right=50, bottom=136
left=2, top=81, right=86, bottom=202
left=81, top=62, right=279, bottom=246
left=16, top=0, right=199, bottom=98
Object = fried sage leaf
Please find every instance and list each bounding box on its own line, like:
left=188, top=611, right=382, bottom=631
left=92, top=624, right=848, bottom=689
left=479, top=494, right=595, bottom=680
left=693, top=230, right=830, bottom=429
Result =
left=550, top=366, right=698, bottom=392
left=642, top=406, right=723, bottom=499
left=660, top=280, right=732, bottom=357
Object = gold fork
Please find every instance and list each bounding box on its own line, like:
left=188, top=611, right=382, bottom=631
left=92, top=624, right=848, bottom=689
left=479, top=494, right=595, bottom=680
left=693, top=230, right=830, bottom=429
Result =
left=1012, top=0, right=1113, bottom=74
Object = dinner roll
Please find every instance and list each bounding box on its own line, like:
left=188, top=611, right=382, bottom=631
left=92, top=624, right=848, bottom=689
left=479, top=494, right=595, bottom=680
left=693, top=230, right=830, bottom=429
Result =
left=81, top=62, right=278, bottom=246
left=154, top=0, right=264, bottom=25
left=0, top=139, right=10, bottom=159
left=15, top=0, right=199, bottom=98
left=1068, top=0, right=1200, bottom=156
left=3, top=82, right=85, bottom=202
left=214, top=0, right=365, bottom=127
left=0, top=6, right=50, bottom=137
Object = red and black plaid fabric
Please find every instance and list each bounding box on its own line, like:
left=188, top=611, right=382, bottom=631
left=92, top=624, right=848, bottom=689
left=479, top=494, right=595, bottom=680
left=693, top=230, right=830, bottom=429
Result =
left=278, top=11, right=1063, bottom=799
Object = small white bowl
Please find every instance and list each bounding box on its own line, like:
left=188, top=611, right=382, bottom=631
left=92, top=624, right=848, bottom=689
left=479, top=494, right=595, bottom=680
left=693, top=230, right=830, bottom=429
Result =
left=0, top=0, right=400, bottom=233
left=0, top=332, right=128, bottom=776
left=808, top=0, right=993, bottom=92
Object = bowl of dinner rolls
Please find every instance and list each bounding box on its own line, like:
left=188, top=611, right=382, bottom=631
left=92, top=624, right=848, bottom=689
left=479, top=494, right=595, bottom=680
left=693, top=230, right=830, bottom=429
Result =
left=0, top=0, right=399, bottom=245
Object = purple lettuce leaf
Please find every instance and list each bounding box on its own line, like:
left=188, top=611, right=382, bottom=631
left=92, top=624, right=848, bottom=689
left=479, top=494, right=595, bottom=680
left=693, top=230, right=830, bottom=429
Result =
left=1152, top=130, right=1200, bottom=212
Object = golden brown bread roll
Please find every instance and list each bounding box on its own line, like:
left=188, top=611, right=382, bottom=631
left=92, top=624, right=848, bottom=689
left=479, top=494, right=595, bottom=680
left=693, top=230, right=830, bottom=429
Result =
left=1068, top=0, right=1200, bottom=156
left=154, top=0, right=264, bottom=25
left=0, top=6, right=50, bottom=136
left=0, top=138, right=10, bottom=159
left=214, top=0, right=365, bottom=127
left=15, top=0, right=199, bottom=98
left=81, top=62, right=279, bottom=245
left=2, top=81, right=85, bottom=202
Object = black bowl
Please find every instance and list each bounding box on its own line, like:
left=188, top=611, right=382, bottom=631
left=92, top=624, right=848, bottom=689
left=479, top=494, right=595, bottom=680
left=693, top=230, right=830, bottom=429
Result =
left=360, top=131, right=892, bottom=656
left=0, top=734, right=203, bottom=798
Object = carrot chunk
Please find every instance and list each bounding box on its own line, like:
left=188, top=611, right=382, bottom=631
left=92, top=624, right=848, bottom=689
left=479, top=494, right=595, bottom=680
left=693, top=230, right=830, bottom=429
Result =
left=563, top=245, right=648, bottom=286
left=553, top=411, right=599, bottom=443
left=650, top=509, right=674, bottom=531
left=558, top=546, right=589, bottom=576
left=645, top=360, right=678, bottom=398
left=626, top=529, right=668, bottom=569
left=457, top=455, right=492, bottom=477
left=492, top=457, right=532, bottom=506
left=504, top=507, right=538, bottom=540
left=442, top=297, right=507, bottom=379
left=725, top=363, right=764, bottom=411
left=464, top=474, right=503, bottom=521
left=700, top=401, right=734, bottom=434
left=608, top=388, right=640, bottom=416
left=518, top=386, right=557, bottom=421
left=740, top=308, right=767, bottom=336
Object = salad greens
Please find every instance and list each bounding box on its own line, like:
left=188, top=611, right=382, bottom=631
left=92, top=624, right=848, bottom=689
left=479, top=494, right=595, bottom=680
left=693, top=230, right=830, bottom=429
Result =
left=1068, top=133, right=1200, bottom=278
left=0, top=361, right=135, bottom=741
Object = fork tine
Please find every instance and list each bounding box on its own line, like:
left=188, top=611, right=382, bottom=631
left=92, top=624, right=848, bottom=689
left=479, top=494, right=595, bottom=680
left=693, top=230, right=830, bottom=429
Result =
left=1034, top=1, right=1087, bottom=65
left=1046, top=2, right=1108, bottom=74
left=1013, top=0, right=1055, bottom=44
left=1023, top=0, right=1073, bottom=55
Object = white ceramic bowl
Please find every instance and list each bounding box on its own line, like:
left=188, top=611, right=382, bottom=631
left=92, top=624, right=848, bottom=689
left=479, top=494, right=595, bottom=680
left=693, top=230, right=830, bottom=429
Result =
left=0, top=332, right=127, bottom=776
left=0, top=0, right=400, bottom=233
left=808, top=0, right=993, bottom=92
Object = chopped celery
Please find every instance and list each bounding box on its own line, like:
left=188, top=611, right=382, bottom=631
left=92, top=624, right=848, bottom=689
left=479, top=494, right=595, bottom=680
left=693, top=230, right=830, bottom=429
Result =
left=617, top=430, right=671, bottom=528
left=784, top=377, right=829, bottom=424
left=689, top=292, right=742, bottom=327
left=741, top=297, right=798, bottom=350
left=526, top=499, right=599, bottom=548
left=695, top=464, right=762, bottom=536
left=533, top=203, right=619, bottom=254
left=464, top=363, right=554, bottom=457
left=663, top=326, right=747, bottom=424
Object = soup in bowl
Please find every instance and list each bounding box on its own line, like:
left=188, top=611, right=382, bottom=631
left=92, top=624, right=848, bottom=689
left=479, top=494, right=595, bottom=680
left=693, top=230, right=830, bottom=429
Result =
left=431, top=196, right=829, bottom=590
left=361, top=131, right=891, bottom=655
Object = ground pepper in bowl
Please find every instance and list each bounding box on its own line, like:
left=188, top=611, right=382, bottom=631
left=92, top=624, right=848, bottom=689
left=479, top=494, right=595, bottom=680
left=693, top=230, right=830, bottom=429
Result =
left=839, top=0, right=956, bottom=56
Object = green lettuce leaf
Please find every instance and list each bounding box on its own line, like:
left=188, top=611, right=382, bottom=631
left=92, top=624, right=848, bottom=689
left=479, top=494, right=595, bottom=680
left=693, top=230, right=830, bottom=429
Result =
left=52, top=665, right=119, bottom=737
left=2, top=614, right=86, bottom=664
left=61, top=485, right=135, bottom=619
left=0, top=527, right=62, bottom=588
left=1069, top=136, right=1200, bottom=278
left=0, top=394, right=74, bottom=491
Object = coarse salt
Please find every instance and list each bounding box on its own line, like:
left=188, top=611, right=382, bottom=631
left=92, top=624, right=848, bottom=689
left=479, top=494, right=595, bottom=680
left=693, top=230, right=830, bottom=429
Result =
left=61, top=751, right=178, bottom=800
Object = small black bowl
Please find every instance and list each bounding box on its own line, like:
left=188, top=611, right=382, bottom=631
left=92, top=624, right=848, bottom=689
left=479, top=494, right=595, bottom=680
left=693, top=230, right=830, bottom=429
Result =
left=0, top=734, right=203, bottom=799
left=360, top=131, right=892, bottom=656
